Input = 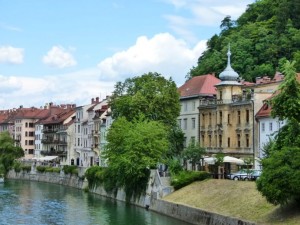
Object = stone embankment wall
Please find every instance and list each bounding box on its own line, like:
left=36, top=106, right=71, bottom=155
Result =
left=7, top=169, right=256, bottom=225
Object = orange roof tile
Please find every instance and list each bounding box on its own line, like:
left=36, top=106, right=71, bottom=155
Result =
left=178, top=74, right=220, bottom=98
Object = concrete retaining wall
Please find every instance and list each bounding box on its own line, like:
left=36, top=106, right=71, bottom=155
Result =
left=7, top=169, right=257, bottom=225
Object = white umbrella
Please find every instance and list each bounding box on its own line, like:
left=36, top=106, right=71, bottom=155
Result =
left=203, top=156, right=244, bottom=165
left=223, top=156, right=244, bottom=165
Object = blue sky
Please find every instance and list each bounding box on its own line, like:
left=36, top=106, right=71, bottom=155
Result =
left=0, top=0, right=254, bottom=109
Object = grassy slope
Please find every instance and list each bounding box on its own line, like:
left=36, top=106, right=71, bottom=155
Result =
left=163, top=179, right=300, bottom=225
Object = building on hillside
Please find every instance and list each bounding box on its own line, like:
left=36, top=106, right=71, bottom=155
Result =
left=0, top=110, right=15, bottom=136
left=99, top=108, right=113, bottom=167
left=178, top=74, right=221, bottom=146
left=255, top=98, right=285, bottom=169
left=13, top=106, right=52, bottom=159
left=86, top=97, right=109, bottom=166
left=198, top=47, right=254, bottom=172
left=74, top=97, right=101, bottom=167
left=38, top=106, right=76, bottom=165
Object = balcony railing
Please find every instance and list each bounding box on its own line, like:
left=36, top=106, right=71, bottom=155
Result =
left=40, top=150, right=67, bottom=156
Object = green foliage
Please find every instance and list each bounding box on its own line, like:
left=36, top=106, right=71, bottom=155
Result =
left=109, top=72, right=183, bottom=158
left=109, top=72, right=180, bottom=126
left=0, top=131, right=24, bottom=174
left=21, top=165, right=31, bottom=172
left=36, top=166, right=46, bottom=173
left=167, top=158, right=183, bottom=175
left=190, top=0, right=300, bottom=81
left=85, top=166, right=105, bottom=189
left=103, top=116, right=167, bottom=200
left=63, top=165, right=78, bottom=175
left=171, top=171, right=211, bottom=190
left=271, top=61, right=300, bottom=123
left=182, top=139, right=206, bottom=170
left=13, top=161, right=22, bottom=173
left=45, top=167, right=61, bottom=173
left=257, top=147, right=300, bottom=205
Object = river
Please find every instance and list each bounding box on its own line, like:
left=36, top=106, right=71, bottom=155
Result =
left=0, top=180, right=192, bottom=225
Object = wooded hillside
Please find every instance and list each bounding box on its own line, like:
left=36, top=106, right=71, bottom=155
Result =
left=190, top=0, right=300, bottom=81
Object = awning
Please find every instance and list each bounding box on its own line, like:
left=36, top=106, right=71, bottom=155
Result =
left=38, top=156, right=59, bottom=161
left=204, top=156, right=244, bottom=165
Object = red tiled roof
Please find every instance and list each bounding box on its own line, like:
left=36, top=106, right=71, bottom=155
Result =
left=255, top=102, right=272, bottom=119
left=39, top=108, right=75, bottom=125
left=178, top=74, right=220, bottom=98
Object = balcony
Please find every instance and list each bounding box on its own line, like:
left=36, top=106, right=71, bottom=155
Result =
left=41, top=150, right=67, bottom=157
left=43, top=128, right=58, bottom=133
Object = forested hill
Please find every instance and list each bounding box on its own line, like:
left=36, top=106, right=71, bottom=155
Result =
left=189, top=0, right=300, bottom=82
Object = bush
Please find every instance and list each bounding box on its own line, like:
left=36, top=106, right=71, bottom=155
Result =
left=13, top=161, right=22, bottom=173
left=171, top=170, right=211, bottom=190
left=63, top=165, right=78, bottom=175
left=85, top=166, right=105, bottom=189
left=45, top=167, right=61, bottom=173
left=21, top=165, right=31, bottom=172
left=36, top=166, right=47, bottom=173
left=167, top=158, right=183, bottom=175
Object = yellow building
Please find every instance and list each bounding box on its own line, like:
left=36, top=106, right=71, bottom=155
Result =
left=199, top=48, right=254, bottom=161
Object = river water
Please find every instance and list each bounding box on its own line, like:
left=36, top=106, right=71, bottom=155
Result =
left=0, top=180, right=192, bottom=225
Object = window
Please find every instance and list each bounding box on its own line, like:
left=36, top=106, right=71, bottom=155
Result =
left=202, top=113, right=205, bottom=124
left=78, top=138, right=80, bottom=146
left=246, top=109, right=250, bottom=123
left=192, top=101, right=196, bottom=111
left=78, top=125, right=80, bottom=133
left=25, top=131, right=28, bottom=137
left=191, top=136, right=195, bottom=143
left=25, top=122, right=28, bottom=128
left=184, top=102, right=188, bottom=111
left=209, top=113, right=212, bottom=125
left=227, top=114, right=231, bottom=124
left=192, top=118, right=196, bottom=129
left=237, top=134, right=241, bottom=148
left=29, top=140, right=34, bottom=145
left=237, top=111, right=241, bottom=124
left=219, top=135, right=222, bottom=147
left=246, top=134, right=249, bottom=148
left=28, top=149, right=34, bottom=154
left=269, top=122, right=273, bottom=132
left=209, top=135, right=212, bottom=147
left=219, top=90, right=223, bottom=100
left=228, top=137, right=230, bottom=147
left=219, top=111, right=222, bottom=123
left=183, top=119, right=187, bottom=130
left=25, top=140, right=28, bottom=145
left=262, top=123, right=265, bottom=132
left=29, top=123, right=34, bottom=128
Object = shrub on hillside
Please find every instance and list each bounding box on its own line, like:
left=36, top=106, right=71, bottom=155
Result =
left=36, top=166, right=47, bottom=173
left=13, top=161, right=22, bottom=173
left=63, top=165, right=78, bottom=175
left=171, top=170, right=211, bottom=190
left=85, top=166, right=105, bottom=189
left=21, top=165, right=31, bottom=172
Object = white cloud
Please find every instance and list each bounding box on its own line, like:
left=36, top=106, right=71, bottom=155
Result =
left=0, top=46, right=24, bottom=64
left=0, top=33, right=207, bottom=109
left=98, top=33, right=207, bottom=86
left=42, top=46, right=77, bottom=68
left=163, top=0, right=254, bottom=40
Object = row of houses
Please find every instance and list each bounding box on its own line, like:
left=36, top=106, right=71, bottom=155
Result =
left=0, top=48, right=297, bottom=171
left=178, top=48, right=291, bottom=170
left=0, top=97, right=112, bottom=167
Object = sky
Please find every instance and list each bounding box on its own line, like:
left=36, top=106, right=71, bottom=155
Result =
left=0, top=0, right=254, bottom=109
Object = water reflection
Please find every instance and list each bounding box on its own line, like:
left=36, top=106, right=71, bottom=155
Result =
left=0, top=181, right=191, bottom=225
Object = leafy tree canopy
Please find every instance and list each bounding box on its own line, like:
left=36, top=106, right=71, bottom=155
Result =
left=182, top=139, right=206, bottom=170
left=0, top=131, right=24, bottom=174
left=257, top=61, right=300, bottom=205
left=109, top=72, right=180, bottom=126
left=102, top=116, right=169, bottom=200
left=190, top=0, right=300, bottom=81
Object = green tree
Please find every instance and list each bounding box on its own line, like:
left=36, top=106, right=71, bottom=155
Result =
left=0, top=131, right=24, bottom=175
left=109, top=72, right=183, bottom=157
left=109, top=72, right=180, bottom=126
left=103, top=116, right=169, bottom=201
left=257, top=61, right=300, bottom=205
left=271, top=61, right=300, bottom=123
left=182, top=139, right=206, bottom=170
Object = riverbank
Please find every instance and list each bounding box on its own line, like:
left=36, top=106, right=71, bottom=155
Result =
left=7, top=169, right=256, bottom=225
left=163, top=179, right=300, bottom=225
